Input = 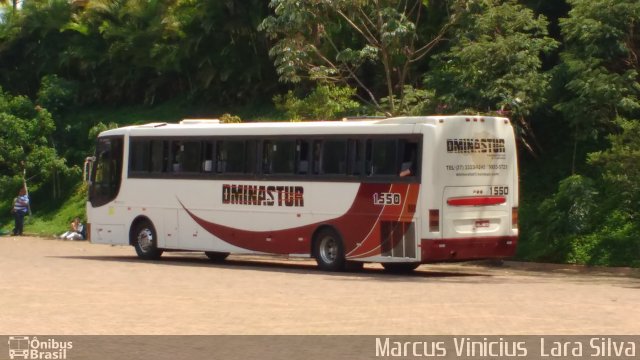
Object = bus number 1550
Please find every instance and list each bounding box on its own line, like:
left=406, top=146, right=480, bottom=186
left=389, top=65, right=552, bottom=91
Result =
left=490, top=186, right=509, bottom=196
left=373, top=192, right=401, bottom=206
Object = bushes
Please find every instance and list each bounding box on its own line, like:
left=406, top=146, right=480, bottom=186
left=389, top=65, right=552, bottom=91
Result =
left=36, top=75, right=78, bottom=118
left=520, top=175, right=640, bottom=267
left=519, top=175, right=597, bottom=263
left=520, top=119, right=640, bottom=267
left=567, top=213, right=640, bottom=267
left=274, top=85, right=361, bottom=120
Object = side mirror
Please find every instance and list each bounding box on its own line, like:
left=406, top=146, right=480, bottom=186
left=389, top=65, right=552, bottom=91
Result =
left=83, top=156, right=95, bottom=184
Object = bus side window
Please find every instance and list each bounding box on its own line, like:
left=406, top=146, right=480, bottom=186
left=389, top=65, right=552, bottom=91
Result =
left=264, top=140, right=296, bottom=175
left=202, top=141, right=214, bottom=173
left=365, top=140, right=373, bottom=175
left=400, top=141, right=418, bottom=177
left=321, top=139, right=347, bottom=175
left=348, top=139, right=365, bottom=176
left=243, top=140, right=257, bottom=174
left=313, top=140, right=322, bottom=174
left=271, top=140, right=296, bottom=174
left=181, top=141, right=202, bottom=172
left=217, top=140, right=250, bottom=174
left=296, top=140, right=310, bottom=174
left=368, top=139, right=398, bottom=176
left=150, top=140, right=167, bottom=173
left=216, top=141, right=226, bottom=173
left=262, top=140, right=272, bottom=174
left=170, top=141, right=183, bottom=172
left=129, top=140, right=150, bottom=173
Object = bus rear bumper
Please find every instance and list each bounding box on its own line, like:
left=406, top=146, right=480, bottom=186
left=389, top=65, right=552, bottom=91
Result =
left=420, top=236, right=517, bottom=263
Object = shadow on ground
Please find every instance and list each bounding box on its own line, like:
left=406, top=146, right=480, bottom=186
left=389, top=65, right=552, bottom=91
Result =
left=49, top=253, right=492, bottom=282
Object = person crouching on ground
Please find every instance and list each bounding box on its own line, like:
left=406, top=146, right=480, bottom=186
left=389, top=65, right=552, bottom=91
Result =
left=60, top=217, right=85, bottom=241
left=12, top=187, right=29, bottom=236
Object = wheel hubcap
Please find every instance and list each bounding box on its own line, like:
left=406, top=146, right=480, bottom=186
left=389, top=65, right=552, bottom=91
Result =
left=137, top=228, right=153, bottom=252
left=319, top=236, right=338, bottom=264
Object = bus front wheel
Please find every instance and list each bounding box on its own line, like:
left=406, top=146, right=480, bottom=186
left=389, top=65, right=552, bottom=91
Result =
left=132, top=220, right=163, bottom=260
left=313, top=228, right=347, bottom=272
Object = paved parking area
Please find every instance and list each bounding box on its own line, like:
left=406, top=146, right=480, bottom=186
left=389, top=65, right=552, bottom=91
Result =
left=1, top=236, right=638, bottom=335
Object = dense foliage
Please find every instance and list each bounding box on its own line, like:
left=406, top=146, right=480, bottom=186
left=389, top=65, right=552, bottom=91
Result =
left=426, top=0, right=558, bottom=154
left=0, top=86, right=70, bottom=213
left=0, top=0, right=638, bottom=266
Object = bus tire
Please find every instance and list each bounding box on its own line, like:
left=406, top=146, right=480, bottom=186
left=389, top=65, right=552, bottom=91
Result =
left=205, top=251, right=229, bottom=262
left=313, top=228, right=346, bottom=272
left=132, top=220, right=163, bottom=260
left=381, top=262, right=420, bottom=273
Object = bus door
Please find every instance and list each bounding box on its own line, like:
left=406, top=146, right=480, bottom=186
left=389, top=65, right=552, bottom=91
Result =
left=441, top=185, right=510, bottom=240
left=88, top=136, right=126, bottom=244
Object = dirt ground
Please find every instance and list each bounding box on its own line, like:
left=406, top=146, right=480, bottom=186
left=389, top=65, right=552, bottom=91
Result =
left=1, top=235, right=639, bottom=335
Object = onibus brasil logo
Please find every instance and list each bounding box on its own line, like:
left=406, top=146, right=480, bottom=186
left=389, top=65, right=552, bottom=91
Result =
left=8, top=336, right=72, bottom=359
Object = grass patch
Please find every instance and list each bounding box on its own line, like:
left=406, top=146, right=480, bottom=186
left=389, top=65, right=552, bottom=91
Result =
left=2, top=184, right=87, bottom=238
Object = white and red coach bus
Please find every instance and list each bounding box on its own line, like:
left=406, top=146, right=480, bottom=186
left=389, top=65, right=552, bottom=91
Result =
left=85, top=116, right=518, bottom=272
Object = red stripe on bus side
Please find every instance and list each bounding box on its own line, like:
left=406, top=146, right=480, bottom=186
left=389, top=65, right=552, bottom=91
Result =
left=180, top=183, right=399, bottom=256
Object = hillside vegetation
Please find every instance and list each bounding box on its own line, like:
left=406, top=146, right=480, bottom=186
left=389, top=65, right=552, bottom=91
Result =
left=0, top=0, right=638, bottom=266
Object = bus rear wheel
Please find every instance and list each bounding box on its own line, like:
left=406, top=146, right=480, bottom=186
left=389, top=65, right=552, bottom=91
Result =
left=381, top=262, right=420, bottom=273
left=313, top=228, right=346, bottom=272
left=132, top=220, right=163, bottom=260
left=205, top=251, right=229, bottom=262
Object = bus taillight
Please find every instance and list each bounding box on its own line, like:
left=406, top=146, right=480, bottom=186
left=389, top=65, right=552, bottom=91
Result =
left=446, top=196, right=506, bottom=206
left=512, top=207, right=518, bottom=229
left=429, top=209, right=439, bottom=232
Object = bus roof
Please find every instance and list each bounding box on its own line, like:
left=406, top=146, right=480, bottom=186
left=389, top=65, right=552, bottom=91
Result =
left=98, top=115, right=510, bottom=137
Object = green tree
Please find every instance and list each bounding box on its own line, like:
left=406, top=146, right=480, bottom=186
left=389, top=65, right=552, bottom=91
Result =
left=173, top=0, right=277, bottom=103
left=588, top=118, right=640, bottom=221
left=0, top=0, right=19, bottom=13
left=70, top=0, right=183, bottom=104
left=36, top=74, right=78, bottom=118
left=259, top=0, right=455, bottom=114
left=0, top=0, right=76, bottom=97
left=425, top=0, right=558, bottom=154
left=554, top=0, right=640, bottom=172
left=521, top=120, right=640, bottom=267
left=58, top=0, right=276, bottom=104
left=274, top=84, right=361, bottom=120
left=521, top=0, right=640, bottom=266
left=0, top=87, right=68, bottom=201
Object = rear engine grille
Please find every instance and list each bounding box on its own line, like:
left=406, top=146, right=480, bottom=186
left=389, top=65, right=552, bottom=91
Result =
left=380, top=221, right=416, bottom=258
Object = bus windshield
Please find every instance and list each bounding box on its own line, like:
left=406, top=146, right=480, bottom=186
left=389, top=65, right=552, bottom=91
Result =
left=89, top=136, right=124, bottom=208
